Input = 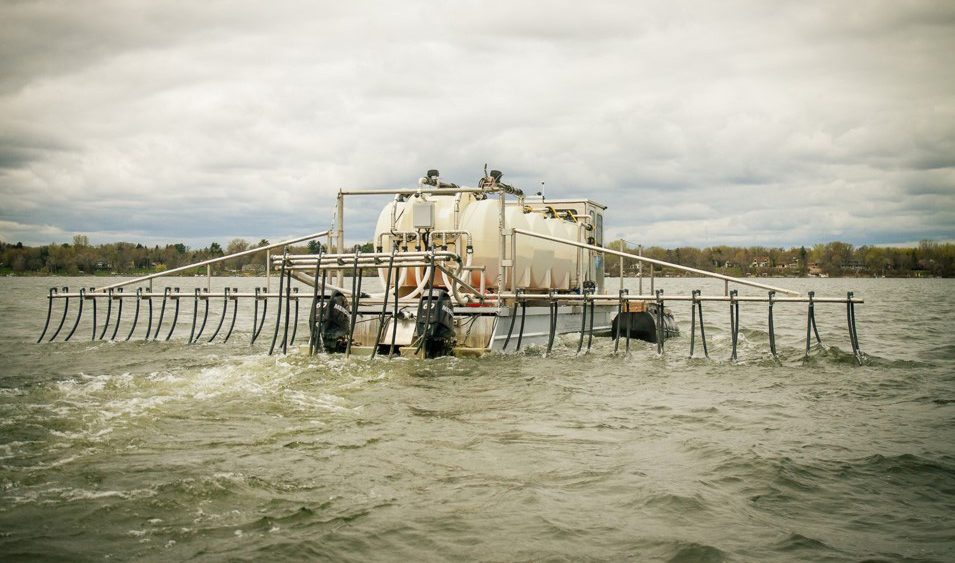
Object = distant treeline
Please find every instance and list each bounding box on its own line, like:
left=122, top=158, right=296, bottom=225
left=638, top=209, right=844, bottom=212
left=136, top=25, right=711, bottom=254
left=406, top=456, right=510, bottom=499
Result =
left=1, top=236, right=952, bottom=278
left=603, top=239, right=954, bottom=278
left=0, top=236, right=363, bottom=276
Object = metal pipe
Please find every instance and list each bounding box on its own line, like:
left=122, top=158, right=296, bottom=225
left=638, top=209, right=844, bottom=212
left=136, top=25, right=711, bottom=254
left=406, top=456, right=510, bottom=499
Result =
left=64, top=288, right=85, bottom=342
left=92, top=231, right=329, bottom=293
left=49, top=286, right=70, bottom=341
left=586, top=295, right=595, bottom=352
left=251, top=287, right=260, bottom=345
left=697, top=292, right=708, bottom=358
left=338, top=187, right=487, bottom=196
left=655, top=289, right=664, bottom=355
left=545, top=292, right=558, bottom=357
left=207, top=288, right=230, bottom=343
left=576, top=296, right=587, bottom=355
left=37, top=287, right=57, bottom=343
left=189, top=289, right=200, bottom=344
left=414, top=249, right=437, bottom=356
left=388, top=262, right=399, bottom=358
left=193, top=290, right=210, bottom=342
left=269, top=251, right=288, bottom=355
left=143, top=295, right=154, bottom=340
left=154, top=288, right=170, bottom=341
left=99, top=288, right=113, bottom=340
left=624, top=300, right=631, bottom=354
left=289, top=288, right=299, bottom=347
left=308, top=245, right=323, bottom=355
left=222, top=290, right=238, bottom=344
left=847, top=291, right=862, bottom=365
left=614, top=289, right=624, bottom=354
left=89, top=291, right=97, bottom=341
left=317, top=272, right=328, bottom=353
left=282, top=267, right=293, bottom=353
left=125, top=288, right=141, bottom=341
left=638, top=246, right=643, bottom=295
left=495, top=292, right=860, bottom=304
left=516, top=296, right=527, bottom=351
left=512, top=229, right=801, bottom=296
left=435, top=264, right=484, bottom=298
left=689, top=289, right=698, bottom=358
left=768, top=291, right=778, bottom=360
left=371, top=248, right=396, bottom=359
left=336, top=192, right=344, bottom=287
left=165, top=289, right=181, bottom=341
left=497, top=191, right=505, bottom=292
left=252, top=288, right=268, bottom=344
left=345, top=249, right=362, bottom=358
left=110, top=289, right=124, bottom=341
left=730, top=289, right=739, bottom=362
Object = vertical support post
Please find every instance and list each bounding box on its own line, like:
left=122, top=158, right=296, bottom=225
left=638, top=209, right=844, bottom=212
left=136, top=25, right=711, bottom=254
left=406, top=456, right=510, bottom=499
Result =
left=847, top=291, right=862, bottom=365
left=655, top=289, right=664, bottom=354
left=207, top=287, right=230, bottom=343
left=805, top=290, right=822, bottom=357
left=638, top=245, right=643, bottom=295
left=37, top=287, right=57, bottom=343
left=125, top=288, right=141, bottom=342
left=336, top=190, right=345, bottom=288
left=510, top=228, right=518, bottom=294
left=388, top=262, right=399, bottom=358
left=515, top=293, right=527, bottom=351
left=282, top=266, right=293, bottom=353
left=206, top=264, right=211, bottom=293
left=496, top=191, right=505, bottom=295
left=371, top=247, right=396, bottom=358
left=614, top=289, right=625, bottom=353
left=650, top=263, right=655, bottom=295
left=194, top=289, right=210, bottom=342
left=689, top=289, right=698, bottom=358
left=545, top=292, right=557, bottom=357
left=269, top=249, right=288, bottom=355
left=64, top=289, right=85, bottom=342
left=110, top=289, right=124, bottom=341
left=503, top=289, right=519, bottom=351
left=166, top=288, right=181, bottom=341
left=222, top=288, right=237, bottom=343
left=577, top=293, right=588, bottom=355
left=50, top=287, right=70, bottom=342
left=144, top=292, right=154, bottom=340
left=266, top=249, right=271, bottom=292
left=768, top=290, right=778, bottom=360
left=624, top=301, right=631, bottom=354
left=729, top=289, right=739, bottom=362
left=154, top=287, right=170, bottom=341
left=317, top=272, right=329, bottom=353
left=89, top=290, right=97, bottom=341
left=724, top=280, right=729, bottom=297
left=619, top=253, right=624, bottom=294
left=99, top=288, right=113, bottom=340
left=345, top=247, right=362, bottom=358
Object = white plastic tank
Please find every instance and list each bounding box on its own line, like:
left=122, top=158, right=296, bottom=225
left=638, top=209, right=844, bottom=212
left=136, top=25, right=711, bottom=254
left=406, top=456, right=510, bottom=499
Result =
left=456, top=200, right=579, bottom=291
left=373, top=192, right=581, bottom=293
left=374, top=192, right=473, bottom=291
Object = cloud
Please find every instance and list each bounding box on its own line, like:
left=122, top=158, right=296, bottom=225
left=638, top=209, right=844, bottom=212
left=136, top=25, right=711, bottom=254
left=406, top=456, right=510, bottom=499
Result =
left=1, top=0, right=953, bottom=248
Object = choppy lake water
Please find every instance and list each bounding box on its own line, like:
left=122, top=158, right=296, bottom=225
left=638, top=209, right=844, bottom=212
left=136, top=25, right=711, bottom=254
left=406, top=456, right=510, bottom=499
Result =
left=1, top=276, right=953, bottom=562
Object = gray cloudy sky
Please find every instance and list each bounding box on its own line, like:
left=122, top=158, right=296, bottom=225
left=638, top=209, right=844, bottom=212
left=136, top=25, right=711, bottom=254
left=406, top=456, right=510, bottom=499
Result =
left=1, top=0, right=953, bottom=249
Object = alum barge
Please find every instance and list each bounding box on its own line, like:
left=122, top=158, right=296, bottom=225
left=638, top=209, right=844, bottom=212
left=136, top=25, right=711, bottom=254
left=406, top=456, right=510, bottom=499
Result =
left=36, top=168, right=864, bottom=363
